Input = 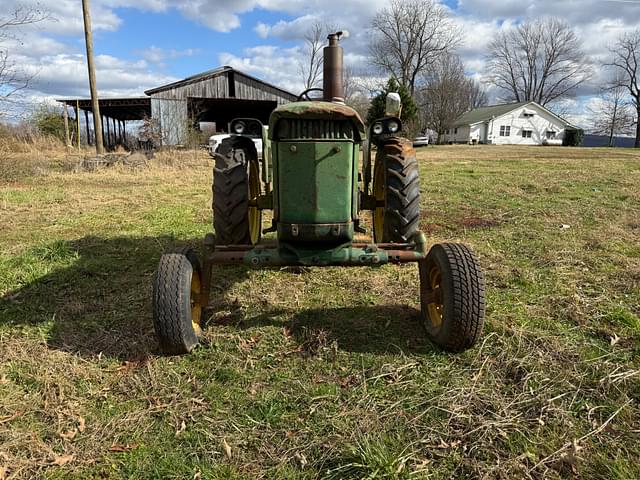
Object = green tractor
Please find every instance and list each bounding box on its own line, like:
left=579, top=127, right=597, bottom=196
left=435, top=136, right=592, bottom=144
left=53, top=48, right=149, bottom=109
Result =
left=152, top=32, right=485, bottom=355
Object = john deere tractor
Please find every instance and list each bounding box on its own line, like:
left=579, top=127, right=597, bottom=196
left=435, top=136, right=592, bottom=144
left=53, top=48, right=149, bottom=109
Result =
left=152, top=32, right=486, bottom=355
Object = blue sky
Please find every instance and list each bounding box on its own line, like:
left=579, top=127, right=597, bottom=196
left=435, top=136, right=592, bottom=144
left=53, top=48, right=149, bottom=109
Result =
left=3, top=0, right=640, bottom=126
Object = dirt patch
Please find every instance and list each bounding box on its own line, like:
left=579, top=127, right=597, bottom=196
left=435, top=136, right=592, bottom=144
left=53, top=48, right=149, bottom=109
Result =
left=459, top=216, right=502, bottom=229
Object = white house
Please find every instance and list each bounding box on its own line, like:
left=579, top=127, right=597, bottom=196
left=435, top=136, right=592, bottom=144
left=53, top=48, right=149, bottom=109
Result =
left=442, top=101, right=575, bottom=145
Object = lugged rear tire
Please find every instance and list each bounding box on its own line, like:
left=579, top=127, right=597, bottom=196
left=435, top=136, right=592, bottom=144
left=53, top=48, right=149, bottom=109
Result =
left=372, top=137, right=420, bottom=243
left=419, top=243, right=486, bottom=351
left=153, top=249, right=203, bottom=355
left=213, top=138, right=261, bottom=245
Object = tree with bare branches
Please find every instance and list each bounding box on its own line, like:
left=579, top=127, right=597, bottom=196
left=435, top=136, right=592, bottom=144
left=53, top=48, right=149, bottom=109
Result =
left=0, top=6, right=49, bottom=116
left=485, top=18, right=590, bottom=107
left=608, top=30, right=640, bottom=147
left=298, top=22, right=329, bottom=90
left=417, top=53, right=487, bottom=142
left=588, top=78, right=634, bottom=147
left=369, top=0, right=461, bottom=96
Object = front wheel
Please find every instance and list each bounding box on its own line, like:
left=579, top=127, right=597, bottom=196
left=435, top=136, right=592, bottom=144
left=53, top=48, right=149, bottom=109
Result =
left=419, top=243, right=486, bottom=351
left=152, top=249, right=204, bottom=355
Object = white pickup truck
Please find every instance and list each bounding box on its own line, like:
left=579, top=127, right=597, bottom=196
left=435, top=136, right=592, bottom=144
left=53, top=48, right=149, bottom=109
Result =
left=207, top=133, right=263, bottom=158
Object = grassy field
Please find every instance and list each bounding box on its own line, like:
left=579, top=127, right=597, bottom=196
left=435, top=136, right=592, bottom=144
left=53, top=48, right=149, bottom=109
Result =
left=1, top=144, right=639, bottom=479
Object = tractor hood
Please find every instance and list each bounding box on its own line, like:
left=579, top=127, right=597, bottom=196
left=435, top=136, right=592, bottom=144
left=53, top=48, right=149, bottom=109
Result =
left=268, top=101, right=365, bottom=141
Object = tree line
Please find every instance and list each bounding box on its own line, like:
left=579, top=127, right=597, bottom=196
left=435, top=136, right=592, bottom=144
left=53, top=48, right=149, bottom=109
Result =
left=1, top=2, right=639, bottom=146
left=301, top=0, right=640, bottom=146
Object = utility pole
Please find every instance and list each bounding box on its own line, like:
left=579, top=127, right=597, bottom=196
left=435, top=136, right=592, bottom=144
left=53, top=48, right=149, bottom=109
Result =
left=82, top=0, right=104, bottom=155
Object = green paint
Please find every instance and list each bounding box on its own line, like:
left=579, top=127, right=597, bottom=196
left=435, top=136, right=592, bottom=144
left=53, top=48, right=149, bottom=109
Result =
left=276, top=141, right=354, bottom=224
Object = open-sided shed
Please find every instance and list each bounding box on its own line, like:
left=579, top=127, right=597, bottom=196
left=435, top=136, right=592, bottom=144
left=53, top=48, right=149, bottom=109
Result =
left=144, top=66, right=297, bottom=145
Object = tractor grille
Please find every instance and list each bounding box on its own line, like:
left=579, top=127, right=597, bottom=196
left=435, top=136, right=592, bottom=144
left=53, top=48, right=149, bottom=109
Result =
left=276, top=119, right=354, bottom=140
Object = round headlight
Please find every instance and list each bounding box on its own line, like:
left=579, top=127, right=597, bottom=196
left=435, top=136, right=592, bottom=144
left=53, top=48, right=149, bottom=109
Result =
left=233, top=121, right=246, bottom=134
left=387, top=120, right=400, bottom=133
left=372, top=123, right=383, bottom=135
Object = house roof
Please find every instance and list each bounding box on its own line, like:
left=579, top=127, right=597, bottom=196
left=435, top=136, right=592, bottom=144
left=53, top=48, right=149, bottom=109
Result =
left=453, top=102, right=530, bottom=126
left=454, top=101, right=576, bottom=128
left=144, top=66, right=297, bottom=99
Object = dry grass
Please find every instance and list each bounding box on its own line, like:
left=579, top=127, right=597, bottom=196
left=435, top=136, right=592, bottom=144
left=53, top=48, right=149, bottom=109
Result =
left=0, top=145, right=639, bottom=479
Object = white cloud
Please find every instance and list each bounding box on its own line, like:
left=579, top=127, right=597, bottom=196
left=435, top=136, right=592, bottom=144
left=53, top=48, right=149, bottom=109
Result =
left=15, top=53, right=177, bottom=98
left=137, top=46, right=200, bottom=64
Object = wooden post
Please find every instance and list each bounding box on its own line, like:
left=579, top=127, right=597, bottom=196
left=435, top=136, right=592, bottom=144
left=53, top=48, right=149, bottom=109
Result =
left=76, top=100, right=81, bottom=149
left=113, top=118, right=117, bottom=147
left=84, top=109, right=91, bottom=145
left=62, top=103, right=70, bottom=147
left=105, top=115, right=110, bottom=150
left=82, top=0, right=104, bottom=155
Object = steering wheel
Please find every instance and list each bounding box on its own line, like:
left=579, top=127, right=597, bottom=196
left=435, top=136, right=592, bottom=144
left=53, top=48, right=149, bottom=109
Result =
left=297, top=87, right=324, bottom=102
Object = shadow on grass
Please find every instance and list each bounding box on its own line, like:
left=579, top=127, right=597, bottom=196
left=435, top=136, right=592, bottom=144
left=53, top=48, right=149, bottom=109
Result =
left=236, top=304, right=434, bottom=355
left=1, top=235, right=433, bottom=359
left=0, top=235, right=249, bottom=361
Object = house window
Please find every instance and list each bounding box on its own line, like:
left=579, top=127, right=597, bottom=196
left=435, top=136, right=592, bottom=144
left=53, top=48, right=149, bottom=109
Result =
left=454, top=128, right=458, bottom=134
left=499, top=126, right=511, bottom=136
left=546, top=130, right=556, bottom=139
left=523, top=112, right=535, bottom=118
left=522, top=130, right=532, bottom=138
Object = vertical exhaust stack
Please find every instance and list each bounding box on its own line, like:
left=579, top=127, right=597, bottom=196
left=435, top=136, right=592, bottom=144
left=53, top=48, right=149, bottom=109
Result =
left=323, top=31, right=344, bottom=103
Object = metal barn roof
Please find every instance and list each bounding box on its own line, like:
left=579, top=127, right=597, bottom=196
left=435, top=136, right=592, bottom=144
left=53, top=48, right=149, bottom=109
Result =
left=144, top=66, right=297, bottom=100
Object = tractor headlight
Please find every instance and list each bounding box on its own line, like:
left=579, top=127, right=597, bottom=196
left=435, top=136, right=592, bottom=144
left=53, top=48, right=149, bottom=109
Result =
left=233, top=121, right=246, bottom=134
left=387, top=120, right=400, bottom=133
left=372, top=122, right=384, bottom=135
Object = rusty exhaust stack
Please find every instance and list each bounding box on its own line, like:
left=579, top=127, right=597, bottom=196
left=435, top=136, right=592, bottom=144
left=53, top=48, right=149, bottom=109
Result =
left=323, top=32, right=344, bottom=102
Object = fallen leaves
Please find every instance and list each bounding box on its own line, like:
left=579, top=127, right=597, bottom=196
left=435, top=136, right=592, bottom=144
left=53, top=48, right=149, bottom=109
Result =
left=108, top=444, right=138, bottom=453
left=222, top=438, right=232, bottom=459
left=59, top=429, right=77, bottom=441
left=51, top=454, right=74, bottom=466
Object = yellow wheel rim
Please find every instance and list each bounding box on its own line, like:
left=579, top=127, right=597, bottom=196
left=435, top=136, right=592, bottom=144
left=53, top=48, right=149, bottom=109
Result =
left=427, top=264, right=444, bottom=328
left=191, top=269, right=203, bottom=334
left=248, top=161, right=261, bottom=244
left=373, top=161, right=385, bottom=242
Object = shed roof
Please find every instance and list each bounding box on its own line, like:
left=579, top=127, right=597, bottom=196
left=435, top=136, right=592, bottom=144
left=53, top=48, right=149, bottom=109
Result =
left=57, top=97, right=150, bottom=121
left=144, top=66, right=297, bottom=100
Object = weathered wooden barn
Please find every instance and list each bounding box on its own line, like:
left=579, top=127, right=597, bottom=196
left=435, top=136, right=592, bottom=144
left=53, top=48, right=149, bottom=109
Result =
left=144, top=66, right=297, bottom=145
left=58, top=66, right=297, bottom=149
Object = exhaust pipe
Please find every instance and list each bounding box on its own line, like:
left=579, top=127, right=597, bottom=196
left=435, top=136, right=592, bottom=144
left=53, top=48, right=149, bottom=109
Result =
left=323, top=32, right=344, bottom=102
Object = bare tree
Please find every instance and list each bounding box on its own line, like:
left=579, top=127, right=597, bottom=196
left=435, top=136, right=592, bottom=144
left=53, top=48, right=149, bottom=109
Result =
left=485, top=18, right=590, bottom=107
left=588, top=75, right=634, bottom=147
left=0, top=6, right=49, bottom=115
left=369, top=0, right=461, bottom=96
left=298, top=22, right=326, bottom=90
left=609, top=30, right=640, bottom=147
left=417, top=53, right=487, bottom=142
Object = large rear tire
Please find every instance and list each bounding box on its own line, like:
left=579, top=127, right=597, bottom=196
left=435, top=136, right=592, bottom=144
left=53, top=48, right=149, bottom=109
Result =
left=153, top=249, right=204, bottom=355
left=372, top=137, right=420, bottom=243
left=213, top=138, right=261, bottom=245
left=419, top=243, right=486, bottom=351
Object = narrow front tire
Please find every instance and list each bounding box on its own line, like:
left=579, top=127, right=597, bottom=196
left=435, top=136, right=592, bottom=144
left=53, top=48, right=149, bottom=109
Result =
left=419, top=243, right=486, bottom=351
left=152, top=250, right=204, bottom=355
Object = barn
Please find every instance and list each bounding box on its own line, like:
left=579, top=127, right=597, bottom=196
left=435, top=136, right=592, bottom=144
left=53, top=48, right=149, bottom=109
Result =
left=442, top=101, right=576, bottom=145
left=144, top=66, right=297, bottom=145
left=58, top=66, right=297, bottom=149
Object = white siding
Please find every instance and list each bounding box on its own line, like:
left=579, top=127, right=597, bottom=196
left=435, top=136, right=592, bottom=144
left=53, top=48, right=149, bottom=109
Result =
left=442, top=125, right=470, bottom=143
left=470, top=123, right=487, bottom=143
left=488, top=104, right=566, bottom=145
